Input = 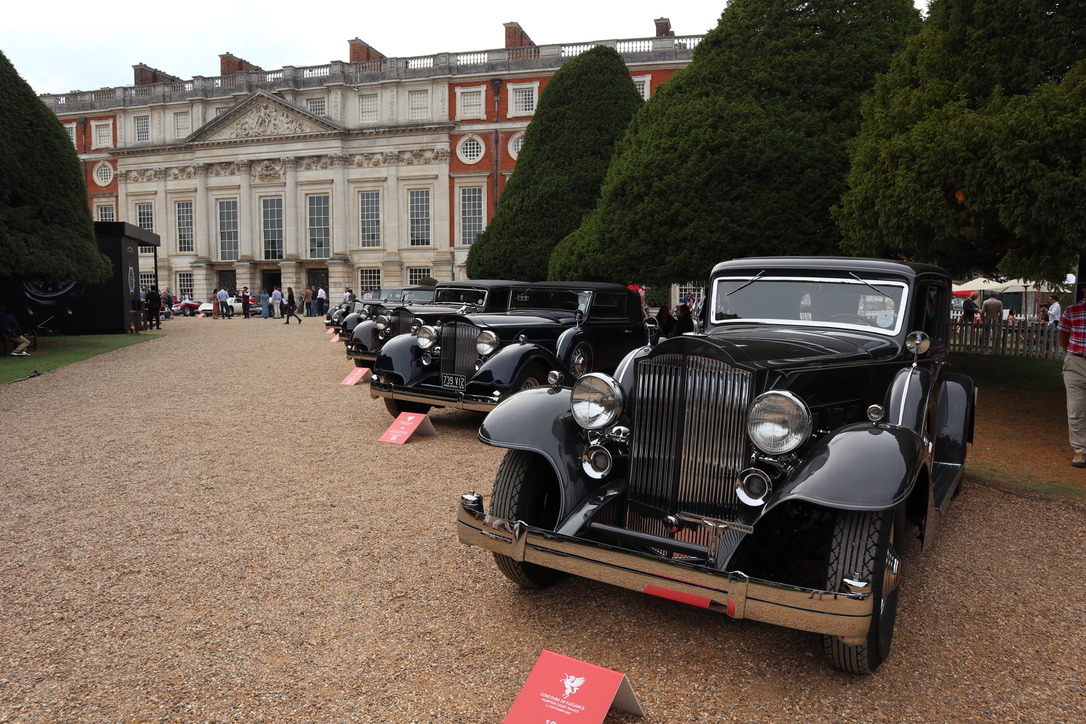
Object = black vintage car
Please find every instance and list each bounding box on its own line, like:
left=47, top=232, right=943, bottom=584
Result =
left=334, top=286, right=435, bottom=342
left=370, top=282, right=652, bottom=417
left=346, top=280, right=520, bottom=369
left=456, top=257, right=975, bottom=674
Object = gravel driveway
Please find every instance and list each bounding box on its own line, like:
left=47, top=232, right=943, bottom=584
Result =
left=2, top=317, right=1084, bottom=723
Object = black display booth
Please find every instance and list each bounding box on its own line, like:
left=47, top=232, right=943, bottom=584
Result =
left=1, top=222, right=159, bottom=335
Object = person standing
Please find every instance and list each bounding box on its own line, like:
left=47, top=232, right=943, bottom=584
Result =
left=240, top=287, right=251, bottom=319
left=270, top=286, right=283, bottom=318
left=981, top=291, right=1003, bottom=349
left=216, top=287, right=231, bottom=319
left=1058, top=286, right=1086, bottom=468
left=1048, top=294, right=1062, bottom=325
left=260, top=289, right=270, bottom=319
left=161, top=287, right=174, bottom=319
left=145, top=286, right=162, bottom=330
left=302, top=286, right=314, bottom=316
left=317, top=286, right=327, bottom=315
left=0, top=304, right=32, bottom=356
left=284, top=287, right=302, bottom=324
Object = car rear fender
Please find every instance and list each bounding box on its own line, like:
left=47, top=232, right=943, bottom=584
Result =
left=478, top=386, right=588, bottom=516
left=766, top=423, right=923, bottom=514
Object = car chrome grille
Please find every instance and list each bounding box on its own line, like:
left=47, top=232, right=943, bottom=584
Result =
left=627, top=353, right=753, bottom=535
left=390, top=310, right=414, bottom=337
left=440, top=322, right=479, bottom=385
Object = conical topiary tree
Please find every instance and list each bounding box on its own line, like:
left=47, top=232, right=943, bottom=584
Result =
left=466, top=45, right=642, bottom=281
left=0, top=50, right=111, bottom=284
left=549, top=0, right=921, bottom=286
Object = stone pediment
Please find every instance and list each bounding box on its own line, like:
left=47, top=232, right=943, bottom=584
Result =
left=192, top=91, right=341, bottom=143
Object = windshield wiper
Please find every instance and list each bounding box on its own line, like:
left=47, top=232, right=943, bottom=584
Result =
left=848, top=272, right=889, bottom=299
left=726, top=270, right=764, bottom=296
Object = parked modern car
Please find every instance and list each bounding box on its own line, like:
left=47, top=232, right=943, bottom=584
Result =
left=171, top=299, right=202, bottom=316
left=196, top=295, right=256, bottom=317
left=456, top=257, right=975, bottom=674
left=346, top=280, right=520, bottom=368
left=370, top=281, right=652, bottom=417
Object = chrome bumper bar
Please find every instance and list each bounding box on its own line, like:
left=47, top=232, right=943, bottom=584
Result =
left=370, top=381, right=499, bottom=412
left=456, top=495, right=874, bottom=642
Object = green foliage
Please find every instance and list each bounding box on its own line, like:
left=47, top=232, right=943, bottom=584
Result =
left=0, top=51, right=111, bottom=285
left=837, top=0, right=1086, bottom=284
left=417, top=276, right=439, bottom=286
left=550, top=0, right=921, bottom=286
left=466, top=46, right=642, bottom=281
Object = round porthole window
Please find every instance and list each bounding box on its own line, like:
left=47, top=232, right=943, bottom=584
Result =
left=508, top=132, right=525, bottom=160
left=93, top=161, right=114, bottom=187
left=457, top=135, right=485, bottom=165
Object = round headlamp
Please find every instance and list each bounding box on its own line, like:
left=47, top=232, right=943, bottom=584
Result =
left=571, top=373, right=624, bottom=430
left=417, top=325, right=438, bottom=350
left=747, top=390, right=811, bottom=455
left=411, top=317, right=425, bottom=332
left=476, top=329, right=499, bottom=356
left=374, top=314, right=390, bottom=331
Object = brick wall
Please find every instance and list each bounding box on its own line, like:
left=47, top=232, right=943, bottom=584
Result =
left=219, top=53, right=263, bottom=76
left=349, top=39, right=386, bottom=63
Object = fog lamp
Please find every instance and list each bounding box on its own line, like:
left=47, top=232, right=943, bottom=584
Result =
left=581, top=445, right=613, bottom=479
left=736, top=468, right=773, bottom=507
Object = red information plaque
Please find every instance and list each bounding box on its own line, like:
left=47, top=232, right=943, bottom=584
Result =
left=340, top=367, right=371, bottom=385
left=329, top=333, right=340, bottom=343
left=326, top=328, right=334, bottom=334
left=378, top=412, right=437, bottom=444
left=503, top=650, right=644, bottom=723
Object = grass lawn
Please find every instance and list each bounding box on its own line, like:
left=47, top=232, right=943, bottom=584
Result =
left=0, top=333, right=161, bottom=384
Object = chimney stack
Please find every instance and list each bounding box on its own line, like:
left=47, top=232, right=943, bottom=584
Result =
left=348, top=38, right=386, bottom=63
left=132, top=63, right=181, bottom=86
left=655, top=17, right=674, bottom=37
left=504, top=22, right=535, bottom=49
left=219, top=53, right=263, bottom=77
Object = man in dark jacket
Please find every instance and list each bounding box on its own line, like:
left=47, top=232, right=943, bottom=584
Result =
left=145, top=286, right=162, bottom=330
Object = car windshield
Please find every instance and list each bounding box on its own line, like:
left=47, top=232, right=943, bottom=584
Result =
left=711, top=276, right=908, bottom=334
left=403, top=290, right=434, bottom=303
left=434, top=287, right=488, bottom=307
left=509, top=288, right=592, bottom=314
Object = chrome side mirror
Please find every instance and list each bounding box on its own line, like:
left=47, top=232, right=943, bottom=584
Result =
left=644, top=317, right=660, bottom=344
left=905, top=330, right=931, bottom=362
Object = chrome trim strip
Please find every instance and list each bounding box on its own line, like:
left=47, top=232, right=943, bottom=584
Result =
left=458, top=502, right=873, bottom=639
left=370, top=381, right=499, bottom=412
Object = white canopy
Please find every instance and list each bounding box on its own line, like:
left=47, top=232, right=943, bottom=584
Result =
left=952, top=277, right=1065, bottom=294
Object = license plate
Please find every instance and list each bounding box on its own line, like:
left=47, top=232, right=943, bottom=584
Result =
left=442, top=373, right=466, bottom=390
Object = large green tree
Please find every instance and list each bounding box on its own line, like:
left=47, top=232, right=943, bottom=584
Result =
left=550, top=0, right=921, bottom=286
left=836, top=0, right=1086, bottom=282
left=0, top=51, right=110, bottom=284
left=465, top=45, right=642, bottom=281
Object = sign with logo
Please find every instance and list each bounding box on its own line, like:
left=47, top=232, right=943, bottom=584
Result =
left=378, top=411, right=437, bottom=444
left=504, top=650, right=644, bottom=722
left=341, top=367, right=371, bottom=386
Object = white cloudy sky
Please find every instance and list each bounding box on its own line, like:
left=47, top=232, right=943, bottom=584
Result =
left=2, top=1, right=930, bottom=95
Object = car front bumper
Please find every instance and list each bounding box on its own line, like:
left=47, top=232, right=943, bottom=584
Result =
left=370, top=380, right=499, bottom=412
left=456, top=494, right=875, bottom=643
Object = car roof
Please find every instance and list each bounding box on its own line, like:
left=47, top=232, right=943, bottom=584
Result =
left=510, top=281, right=635, bottom=293
left=435, top=280, right=522, bottom=289
left=710, top=256, right=948, bottom=280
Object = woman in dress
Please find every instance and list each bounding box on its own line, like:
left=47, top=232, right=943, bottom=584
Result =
left=260, top=289, right=270, bottom=319
left=284, top=287, right=303, bottom=324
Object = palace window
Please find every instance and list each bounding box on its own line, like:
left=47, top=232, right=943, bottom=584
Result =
left=176, top=201, right=194, bottom=253
left=308, top=194, right=331, bottom=258
left=408, top=89, right=429, bottom=120
left=262, top=197, right=284, bottom=260
left=218, top=199, right=239, bottom=261
left=173, top=111, right=190, bottom=138
left=460, top=187, right=484, bottom=246
left=409, top=189, right=431, bottom=246
left=407, top=267, right=431, bottom=285
left=360, top=94, right=379, bottom=124
left=508, top=83, right=538, bottom=117
left=359, top=268, right=381, bottom=292
left=307, top=98, right=326, bottom=116
left=359, top=191, right=381, bottom=247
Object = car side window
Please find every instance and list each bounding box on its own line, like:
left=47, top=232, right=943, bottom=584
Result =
left=911, top=282, right=949, bottom=348
left=591, top=292, right=627, bottom=319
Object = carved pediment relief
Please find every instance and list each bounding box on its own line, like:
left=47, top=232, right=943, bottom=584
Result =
left=192, top=91, right=341, bottom=143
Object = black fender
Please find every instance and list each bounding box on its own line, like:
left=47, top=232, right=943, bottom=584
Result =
left=372, top=334, right=427, bottom=385
left=885, top=364, right=934, bottom=434
left=479, top=386, right=590, bottom=518
left=341, top=312, right=366, bottom=338
left=466, top=343, right=563, bottom=394
left=766, top=423, right=924, bottom=513
left=351, top=319, right=381, bottom=351
left=554, top=327, right=586, bottom=372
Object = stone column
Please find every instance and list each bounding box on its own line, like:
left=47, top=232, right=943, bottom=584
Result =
left=154, top=168, right=168, bottom=254
left=195, top=164, right=210, bottom=258
left=283, top=157, right=298, bottom=258
left=332, top=153, right=350, bottom=256
left=237, top=159, right=253, bottom=261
